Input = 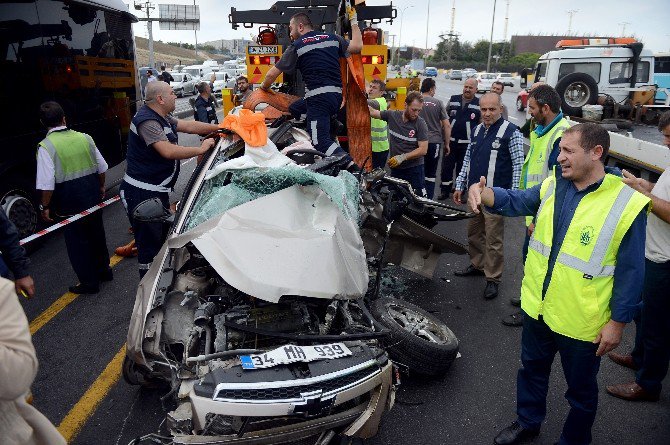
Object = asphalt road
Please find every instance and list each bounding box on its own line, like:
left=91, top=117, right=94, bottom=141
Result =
left=19, top=89, right=669, bottom=445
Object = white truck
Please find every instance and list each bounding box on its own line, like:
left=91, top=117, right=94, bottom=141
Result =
left=525, top=38, right=656, bottom=118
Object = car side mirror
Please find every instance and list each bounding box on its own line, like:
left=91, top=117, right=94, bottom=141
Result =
left=132, top=198, right=174, bottom=224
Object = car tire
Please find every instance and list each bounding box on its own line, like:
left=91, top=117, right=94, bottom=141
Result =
left=370, top=297, right=459, bottom=377
left=1, top=189, right=37, bottom=239
left=177, top=88, right=184, bottom=98
left=516, top=97, right=525, bottom=111
left=555, top=72, right=599, bottom=117
left=122, top=356, right=165, bottom=388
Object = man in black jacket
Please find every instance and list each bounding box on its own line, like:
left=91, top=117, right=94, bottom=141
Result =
left=0, top=209, right=35, bottom=298
left=160, top=66, right=174, bottom=84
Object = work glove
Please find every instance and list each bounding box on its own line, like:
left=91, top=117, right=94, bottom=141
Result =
left=346, top=4, right=358, bottom=26
left=387, top=154, right=407, bottom=168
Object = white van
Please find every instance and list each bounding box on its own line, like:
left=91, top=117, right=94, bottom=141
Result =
left=182, top=64, right=216, bottom=82
left=531, top=39, right=654, bottom=116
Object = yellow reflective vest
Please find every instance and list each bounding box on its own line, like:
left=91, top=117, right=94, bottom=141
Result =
left=520, top=117, right=570, bottom=225
left=370, top=97, right=389, bottom=153
left=521, top=171, right=650, bottom=342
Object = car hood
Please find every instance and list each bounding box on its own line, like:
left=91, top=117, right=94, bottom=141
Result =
left=167, top=183, right=369, bottom=303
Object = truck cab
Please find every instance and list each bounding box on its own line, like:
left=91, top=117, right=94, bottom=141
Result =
left=531, top=39, right=655, bottom=116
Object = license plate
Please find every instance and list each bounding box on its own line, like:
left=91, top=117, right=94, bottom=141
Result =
left=240, top=343, right=352, bottom=370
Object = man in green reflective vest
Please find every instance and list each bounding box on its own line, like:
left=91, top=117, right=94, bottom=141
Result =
left=367, top=79, right=390, bottom=169
left=503, top=84, right=571, bottom=327
left=36, top=101, right=111, bottom=294
left=468, top=123, right=650, bottom=445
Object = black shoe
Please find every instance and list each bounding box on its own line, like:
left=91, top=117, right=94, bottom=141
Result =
left=484, top=281, right=499, bottom=299
left=502, top=310, right=524, bottom=327
left=69, top=283, right=99, bottom=294
left=437, top=192, right=450, bottom=201
left=454, top=264, right=485, bottom=277
left=99, top=268, right=114, bottom=282
left=494, top=421, right=540, bottom=445
left=510, top=295, right=521, bottom=307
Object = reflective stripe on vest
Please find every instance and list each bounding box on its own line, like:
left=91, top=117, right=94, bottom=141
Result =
left=522, top=118, right=570, bottom=225
left=522, top=172, right=650, bottom=341
left=371, top=97, right=389, bottom=152
left=485, top=121, right=511, bottom=185
left=304, top=85, right=343, bottom=99
left=40, top=131, right=97, bottom=184
left=522, top=119, right=570, bottom=189
left=296, top=40, right=340, bottom=56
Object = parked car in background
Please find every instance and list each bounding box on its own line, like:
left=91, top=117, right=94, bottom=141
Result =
left=212, top=71, right=236, bottom=96
left=448, top=69, right=463, bottom=80
left=475, top=73, right=496, bottom=92
left=516, top=89, right=529, bottom=111
left=462, top=68, right=477, bottom=78
left=496, top=72, right=515, bottom=87
left=171, top=72, right=197, bottom=97
left=424, top=67, right=438, bottom=77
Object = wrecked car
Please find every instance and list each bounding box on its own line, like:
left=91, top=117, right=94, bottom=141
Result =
left=123, top=119, right=471, bottom=444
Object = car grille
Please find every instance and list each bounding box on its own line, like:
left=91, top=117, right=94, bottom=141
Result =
left=213, top=365, right=379, bottom=402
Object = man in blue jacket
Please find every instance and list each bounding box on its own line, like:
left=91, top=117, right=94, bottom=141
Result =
left=259, top=10, right=362, bottom=158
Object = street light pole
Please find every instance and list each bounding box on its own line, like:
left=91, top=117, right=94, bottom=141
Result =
left=424, top=0, right=430, bottom=63
left=398, top=5, right=413, bottom=66
left=389, top=34, right=397, bottom=66
left=486, top=0, right=497, bottom=73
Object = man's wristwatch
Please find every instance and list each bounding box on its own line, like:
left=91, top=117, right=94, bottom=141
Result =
left=38, top=203, right=49, bottom=211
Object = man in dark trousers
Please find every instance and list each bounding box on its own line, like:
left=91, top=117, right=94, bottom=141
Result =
left=369, top=91, right=429, bottom=196
left=606, top=111, right=670, bottom=402
left=452, top=92, right=524, bottom=300
left=36, top=101, right=111, bottom=294
left=121, top=81, right=218, bottom=277
left=469, top=123, right=649, bottom=445
left=259, top=10, right=362, bottom=157
left=419, top=77, right=451, bottom=199
left=439, top=77, right=480, bottom=200
left=194, top=81, right=219, bottom=125
left=0, top=209, right=34, bottom=298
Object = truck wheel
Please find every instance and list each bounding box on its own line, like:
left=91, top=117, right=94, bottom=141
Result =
left=516, top=97, right=525, bottom=111
left=370, top=297, right=459, bottom=377
left=1, top=192, right=37, bottom=239
left=555, top=73, right=598, bottom=117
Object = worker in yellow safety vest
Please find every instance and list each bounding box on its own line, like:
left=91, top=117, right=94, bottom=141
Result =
left=367, top=79, right=389, bottom=169
left=503, top=84, right=571, bottom=326
left=468, top=123, right=650, bottom=445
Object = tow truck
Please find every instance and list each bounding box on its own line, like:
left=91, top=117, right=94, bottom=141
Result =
left=517, top=38, right=669, bottom=181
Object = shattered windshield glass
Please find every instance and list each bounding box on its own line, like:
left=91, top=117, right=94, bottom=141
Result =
left=184, top=164, right=361, bottom=231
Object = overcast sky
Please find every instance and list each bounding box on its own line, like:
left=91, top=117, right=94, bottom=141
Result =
left=131, top=0, right=670, bottom=53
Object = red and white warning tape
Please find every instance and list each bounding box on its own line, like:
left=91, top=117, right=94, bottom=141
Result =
left=19, top=195, right=121, bottom=246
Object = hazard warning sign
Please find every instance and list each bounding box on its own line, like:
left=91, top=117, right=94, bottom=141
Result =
left=246, top=45, right=283, bottom=84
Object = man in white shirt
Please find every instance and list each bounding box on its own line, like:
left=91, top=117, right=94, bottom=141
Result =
left=607, top=110, right=670, bottom=401
left=36, top=101, right=111, bottom=294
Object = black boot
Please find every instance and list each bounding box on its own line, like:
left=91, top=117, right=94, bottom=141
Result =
left=494, top=421, right=540, bottom=445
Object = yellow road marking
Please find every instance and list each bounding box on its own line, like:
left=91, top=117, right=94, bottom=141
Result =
left=57, top=344, right=126, bottom=443
left=29, top=254, right=125, bottom=335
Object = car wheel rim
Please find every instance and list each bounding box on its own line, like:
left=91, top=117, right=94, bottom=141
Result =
left=2, top=194, right=37, bottom=238
left=564, top=82, right=591, bottom=108
left=386, top=304, right=450, bottom=344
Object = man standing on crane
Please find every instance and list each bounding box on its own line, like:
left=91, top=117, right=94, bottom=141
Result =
left=259, top=8, right=363, bottom=157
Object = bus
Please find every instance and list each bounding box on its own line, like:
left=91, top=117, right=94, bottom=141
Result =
left=654, top=52, right=670, bottom=103
left=0, top=0, right=140, bottom=237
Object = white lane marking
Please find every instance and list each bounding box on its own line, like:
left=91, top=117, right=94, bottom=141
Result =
left=509, top=116, right=518, bottom=121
